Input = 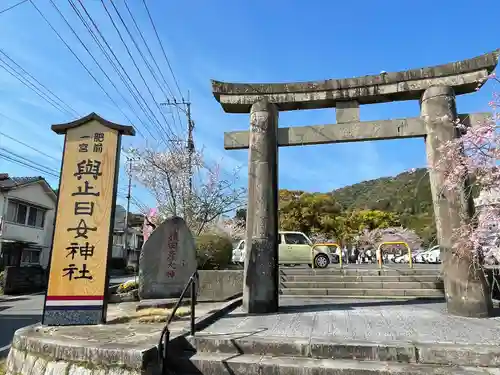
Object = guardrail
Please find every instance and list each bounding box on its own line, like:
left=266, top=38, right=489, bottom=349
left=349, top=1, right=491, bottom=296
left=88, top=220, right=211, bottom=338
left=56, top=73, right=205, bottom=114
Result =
left=377, top=241, right=412, bottom=268
left=311, top=243, right=341, bottom=268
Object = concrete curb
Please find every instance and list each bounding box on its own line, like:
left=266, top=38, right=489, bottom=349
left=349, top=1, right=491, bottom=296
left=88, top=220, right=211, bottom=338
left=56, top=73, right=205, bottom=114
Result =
left=187, top=334, right=500, bottom=367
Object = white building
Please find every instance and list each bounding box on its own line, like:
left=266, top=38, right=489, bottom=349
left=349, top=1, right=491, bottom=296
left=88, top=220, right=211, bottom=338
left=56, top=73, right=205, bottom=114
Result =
left=0, top=174, right=57, bottom=269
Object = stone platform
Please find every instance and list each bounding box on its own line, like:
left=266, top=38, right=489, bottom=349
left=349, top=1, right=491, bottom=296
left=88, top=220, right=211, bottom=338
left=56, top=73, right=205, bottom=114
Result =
left=169, top=297, right=500, bottom=374
left=5, top=298, right=240, bottom=375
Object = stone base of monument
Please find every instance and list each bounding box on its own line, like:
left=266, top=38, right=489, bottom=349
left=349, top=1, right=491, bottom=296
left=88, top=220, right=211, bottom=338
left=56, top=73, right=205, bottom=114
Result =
left=5, top=298, right=241, bottom=375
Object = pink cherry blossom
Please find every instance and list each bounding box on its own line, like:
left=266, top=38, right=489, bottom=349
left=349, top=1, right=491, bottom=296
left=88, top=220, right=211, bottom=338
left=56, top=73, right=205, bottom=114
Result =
left=126, top=144, right=246, bottom=236
left=434, top=73, right=500, bottom=263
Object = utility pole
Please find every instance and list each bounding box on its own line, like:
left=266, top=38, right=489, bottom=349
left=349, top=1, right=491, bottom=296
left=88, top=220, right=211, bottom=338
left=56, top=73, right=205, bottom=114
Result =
left=123, top=157, right=132, bottom=257
left=161, top=92, right=195, bottom=222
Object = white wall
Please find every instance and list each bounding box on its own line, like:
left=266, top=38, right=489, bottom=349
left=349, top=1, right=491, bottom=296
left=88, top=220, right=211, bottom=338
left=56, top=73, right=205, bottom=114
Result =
left=1, top=182, right=56, bottom=269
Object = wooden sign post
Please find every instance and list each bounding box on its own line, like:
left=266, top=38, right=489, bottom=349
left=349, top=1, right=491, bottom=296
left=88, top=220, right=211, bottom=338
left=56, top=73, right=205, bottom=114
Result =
left=42, top=113, right=135, bottom=326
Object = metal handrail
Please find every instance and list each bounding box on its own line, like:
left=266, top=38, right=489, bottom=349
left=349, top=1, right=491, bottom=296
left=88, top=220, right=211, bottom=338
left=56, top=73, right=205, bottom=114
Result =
left=158, top=270, right=198, bottom=373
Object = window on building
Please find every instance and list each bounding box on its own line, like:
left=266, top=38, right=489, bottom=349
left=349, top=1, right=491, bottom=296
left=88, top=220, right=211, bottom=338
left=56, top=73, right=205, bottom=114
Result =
left=113, top=234, right=124, bottom=245
left=16, top=203, right=28, bottom=225
left=6, top=200, right=46, bottom=228
left=21, top=249, right=41, bottom=265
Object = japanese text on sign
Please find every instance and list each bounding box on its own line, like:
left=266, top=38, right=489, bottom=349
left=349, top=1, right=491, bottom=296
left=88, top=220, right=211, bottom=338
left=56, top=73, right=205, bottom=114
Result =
left=61, top=132, right=106, bottom=281
left=166, top=229, right=178, bottom=278
left=46, top=120, right=120, bottom=299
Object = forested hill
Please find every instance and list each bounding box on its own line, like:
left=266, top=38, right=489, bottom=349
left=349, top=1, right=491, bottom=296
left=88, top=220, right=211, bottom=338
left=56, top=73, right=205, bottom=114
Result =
left=331, top=168, right=432, bottom=214
left=330, top=168, right=437, bottom=245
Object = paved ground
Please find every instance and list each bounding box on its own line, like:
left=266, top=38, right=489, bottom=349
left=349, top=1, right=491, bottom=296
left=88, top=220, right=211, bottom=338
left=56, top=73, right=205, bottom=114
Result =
left=198, top=297, right=500, bottom=345
left=0, top=294, right=44, bottom=357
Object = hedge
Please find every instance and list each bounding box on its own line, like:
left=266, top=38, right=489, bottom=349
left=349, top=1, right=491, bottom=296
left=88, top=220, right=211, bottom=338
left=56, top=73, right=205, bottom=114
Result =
left=195, top=234, right=233, bottom=269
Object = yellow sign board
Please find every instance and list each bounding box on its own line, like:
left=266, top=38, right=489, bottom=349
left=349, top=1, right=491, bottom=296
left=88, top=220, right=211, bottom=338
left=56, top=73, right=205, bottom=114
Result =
left=43, top=113, right=134, bottom=326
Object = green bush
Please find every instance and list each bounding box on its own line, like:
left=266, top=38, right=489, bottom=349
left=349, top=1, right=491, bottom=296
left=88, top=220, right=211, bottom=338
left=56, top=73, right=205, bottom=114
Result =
left=195, top=234, right=233, bottom=270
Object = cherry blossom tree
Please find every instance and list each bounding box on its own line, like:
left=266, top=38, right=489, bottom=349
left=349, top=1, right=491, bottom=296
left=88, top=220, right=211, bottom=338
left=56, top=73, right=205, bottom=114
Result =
left=127, top=144, right=246, bottom=236
left=357, top=227, right=422, bottom=251
left=211, top=217, right=246, bottom=240
left=434, top=72, right=499, bottom=317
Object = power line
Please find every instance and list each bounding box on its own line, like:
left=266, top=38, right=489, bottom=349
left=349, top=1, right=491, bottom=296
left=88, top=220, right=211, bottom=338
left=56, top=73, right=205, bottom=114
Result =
left=0, top=0, right=28, bottom=15
left=0, top=149, right=59, bottom=178
left=66, top=0, right=154, bottom=141
left=0, top=56, right=74, bottom=117
left=101, top=0, right=175, bottom=142
left=29, top=0, right=140, bottom=137
left=69, top=0, right=158, bottom=141
left=0, top=48, right=79, bottom=117
left=0, top=148, right=60, bottom=175
left=141, top=0, right=184, bottom=101
left=123, top=1, right=175, bottom=101
left=47, top=0, right=147, bottom=136
left=0, top=130, right=59, bottom=162
left=122, top=0, right=184, bottom=137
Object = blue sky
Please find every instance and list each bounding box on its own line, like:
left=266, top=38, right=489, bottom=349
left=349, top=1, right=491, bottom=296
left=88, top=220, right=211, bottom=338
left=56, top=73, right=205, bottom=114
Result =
left=0, top=0, right=498, bottom=213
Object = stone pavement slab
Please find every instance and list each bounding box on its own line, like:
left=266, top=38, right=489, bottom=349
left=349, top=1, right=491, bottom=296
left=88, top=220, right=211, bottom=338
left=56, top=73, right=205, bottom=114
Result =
left=198, top=298, right=500, bottom=346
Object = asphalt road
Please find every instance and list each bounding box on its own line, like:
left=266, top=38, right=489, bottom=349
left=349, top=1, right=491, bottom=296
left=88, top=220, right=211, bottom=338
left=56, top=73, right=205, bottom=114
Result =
left=0, top=294, right=44, bottom=358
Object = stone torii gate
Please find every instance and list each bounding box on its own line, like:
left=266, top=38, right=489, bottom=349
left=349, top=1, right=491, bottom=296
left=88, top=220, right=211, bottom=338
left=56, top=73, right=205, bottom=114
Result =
left=211, top=49, right=499, bottom=316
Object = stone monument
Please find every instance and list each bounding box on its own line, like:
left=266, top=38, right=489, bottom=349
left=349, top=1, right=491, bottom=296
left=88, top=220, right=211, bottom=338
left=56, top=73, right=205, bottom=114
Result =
left=138, top=216, right=197, bottom=299
left=212, top=49, right=500, bottom=316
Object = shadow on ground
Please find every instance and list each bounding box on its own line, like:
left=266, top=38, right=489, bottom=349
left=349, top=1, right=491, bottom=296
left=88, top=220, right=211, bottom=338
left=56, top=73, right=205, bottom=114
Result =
left=226, top=297, right=500, bottom=317
left=0, top=297, right=30, bottom=303
left=228, top=298, right=447, bottom=317
left=0, top=314, right=40, bottom=358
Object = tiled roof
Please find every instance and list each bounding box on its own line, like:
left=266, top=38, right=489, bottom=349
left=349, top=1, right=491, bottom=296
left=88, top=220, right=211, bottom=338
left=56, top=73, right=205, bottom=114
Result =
left=0, top=175, right=45, bottom=190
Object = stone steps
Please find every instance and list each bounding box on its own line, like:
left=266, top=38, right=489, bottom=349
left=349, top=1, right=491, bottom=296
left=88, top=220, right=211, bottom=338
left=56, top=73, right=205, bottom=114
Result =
left=176, top=353, right=490, bottom=375
left=280, top=287, right=445, bottom=297
left=168, top=334, right=500, bottom=375
left=276, top=268, right=443, bottom=299
left=279, top=268, right=441, bottom=276
left=281, top=275, right=441, bottom=282
left=280, top=281, right=444, bottom=289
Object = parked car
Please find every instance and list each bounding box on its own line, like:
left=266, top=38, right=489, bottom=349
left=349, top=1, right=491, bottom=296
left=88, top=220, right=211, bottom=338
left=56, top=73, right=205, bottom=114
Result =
left=393, top=253, right=409, bottom=263
left=424, top=246, right=441, bottom=263
left=230, top=231, right=339, bottom=269
left=412, top=249, right=427, bottom=263
left=416, top=245, right=439, bottom=263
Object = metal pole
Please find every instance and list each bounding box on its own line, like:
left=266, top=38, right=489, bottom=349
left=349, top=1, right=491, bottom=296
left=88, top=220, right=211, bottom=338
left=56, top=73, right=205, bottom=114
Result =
left=190, top=276, right=196, bottom=336
left=160, top=94, right=195, bottom=224
left=186, top=96, right=194, bottom=224
left=123, top=158, right=132, bottom=274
